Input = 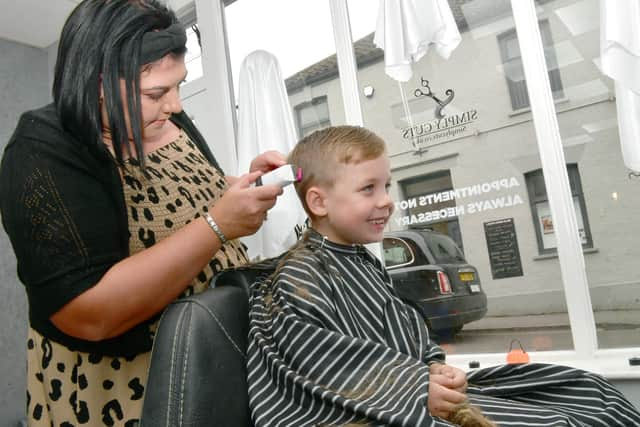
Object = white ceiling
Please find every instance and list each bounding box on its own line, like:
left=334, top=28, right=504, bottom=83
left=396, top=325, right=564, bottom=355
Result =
left=0, top=0, right=81, bottom=49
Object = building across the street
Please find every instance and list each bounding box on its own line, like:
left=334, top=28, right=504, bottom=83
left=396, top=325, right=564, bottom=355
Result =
left=283, top=0, right=638, bottom=324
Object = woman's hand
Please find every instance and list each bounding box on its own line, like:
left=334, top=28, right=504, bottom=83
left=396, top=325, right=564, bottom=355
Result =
left=225, top=151, right=287, bottom=185
left=249, top=150, right=287, bottom=174
left=429, top=363, right=468, bottom=393
left=208, top=170, right=283, bottom=241
left=428, top=374, right=468, bottom=419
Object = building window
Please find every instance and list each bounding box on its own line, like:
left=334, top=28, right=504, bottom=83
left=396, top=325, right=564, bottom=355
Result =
left=498, top=20, right=564, bottom=110
left=295, top=96, right=331, bottom=138
left=399, top=170, right=464, bottom=252
left=525, top=164, right=593, bottom=254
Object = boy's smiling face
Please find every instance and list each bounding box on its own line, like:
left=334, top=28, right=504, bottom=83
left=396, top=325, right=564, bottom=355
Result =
left=314, top=153, right=394, bottom=245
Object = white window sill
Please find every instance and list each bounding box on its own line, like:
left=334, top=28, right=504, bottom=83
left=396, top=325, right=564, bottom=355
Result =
left=447, top=347, right=640, bottom=379
left=533, top=247, right=599, bottom=261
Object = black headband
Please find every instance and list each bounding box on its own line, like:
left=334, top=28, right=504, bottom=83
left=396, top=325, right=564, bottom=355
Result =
left=139, top=23, right=187, bottom=65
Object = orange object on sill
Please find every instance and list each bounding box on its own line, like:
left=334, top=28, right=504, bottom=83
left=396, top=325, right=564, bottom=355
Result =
left=506, top=339, right=530, bottom=364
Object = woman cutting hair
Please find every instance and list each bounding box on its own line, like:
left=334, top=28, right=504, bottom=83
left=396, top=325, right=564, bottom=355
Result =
left=0, top=0, right=284, bottom=425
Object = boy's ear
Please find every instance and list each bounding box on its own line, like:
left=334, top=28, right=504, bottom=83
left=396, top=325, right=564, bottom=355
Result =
left=305, top=186, right=328, bottom=218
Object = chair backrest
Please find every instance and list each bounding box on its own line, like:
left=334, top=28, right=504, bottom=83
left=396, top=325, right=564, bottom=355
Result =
left=140, top=260, right=279, bottom=427
left=211, top=257, right=282, bottom=295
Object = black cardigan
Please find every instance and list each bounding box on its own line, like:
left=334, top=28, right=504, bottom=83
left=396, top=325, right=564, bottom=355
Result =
left=0, top=103, right=223, bottom=357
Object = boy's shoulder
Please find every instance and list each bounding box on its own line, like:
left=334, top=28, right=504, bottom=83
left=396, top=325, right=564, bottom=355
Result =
left=279, top=244, right=322, bottom=267
left=276, top=244, right=334, bottom=276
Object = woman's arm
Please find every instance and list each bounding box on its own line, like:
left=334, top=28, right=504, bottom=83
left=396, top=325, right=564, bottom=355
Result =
left=51, top=171, right=282, bottom=341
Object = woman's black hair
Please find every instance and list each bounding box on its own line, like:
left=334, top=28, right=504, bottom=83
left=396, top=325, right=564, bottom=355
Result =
left=53, top=0, right=187, bottom=167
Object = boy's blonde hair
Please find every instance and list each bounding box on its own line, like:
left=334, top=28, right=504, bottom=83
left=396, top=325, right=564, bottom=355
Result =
left=288, top=125, right=386, bottom=217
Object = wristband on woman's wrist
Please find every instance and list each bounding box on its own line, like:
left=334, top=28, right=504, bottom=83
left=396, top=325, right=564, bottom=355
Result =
left=205, top=212, right=228, bottom=244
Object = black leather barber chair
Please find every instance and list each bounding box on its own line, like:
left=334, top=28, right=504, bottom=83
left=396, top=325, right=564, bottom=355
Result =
left=140, top=259, right=279, bottom=427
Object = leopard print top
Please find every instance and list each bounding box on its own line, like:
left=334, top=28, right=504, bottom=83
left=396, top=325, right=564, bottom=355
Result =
left=26, top=130, right=248, bottom=426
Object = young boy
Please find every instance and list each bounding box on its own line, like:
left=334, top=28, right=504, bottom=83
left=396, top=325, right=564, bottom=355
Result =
left=247, top=126, right=640, bottom=427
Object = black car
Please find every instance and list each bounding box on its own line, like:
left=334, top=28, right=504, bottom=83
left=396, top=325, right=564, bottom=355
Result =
left=383, top=229, right=487, bottom=338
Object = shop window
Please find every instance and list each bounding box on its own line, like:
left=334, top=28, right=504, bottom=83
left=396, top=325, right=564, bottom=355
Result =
left=399, top=171, right=464, bottom=251
left=295, top=96, right=331, bottom=138
left=498, top=20, right=564, bottom=110
left=525, top=164, right=593, bottom=254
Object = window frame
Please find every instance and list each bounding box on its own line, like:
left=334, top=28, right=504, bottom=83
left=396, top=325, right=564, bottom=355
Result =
left=294, top=96, right=332, bottom=138
left=525, top=164, right=594, bottom=254
left=497, top=19, right=564, bottom=111
left=398, top=170, right=465, bottom=251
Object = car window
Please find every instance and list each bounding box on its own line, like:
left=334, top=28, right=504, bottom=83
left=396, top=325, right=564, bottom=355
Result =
left=423, top=232, right=466, bottom=264
left=382, top=237, right=414, bottom=268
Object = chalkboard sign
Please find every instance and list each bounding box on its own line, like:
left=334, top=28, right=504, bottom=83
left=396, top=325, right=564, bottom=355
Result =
left=484, top=218, right=523, bottom=279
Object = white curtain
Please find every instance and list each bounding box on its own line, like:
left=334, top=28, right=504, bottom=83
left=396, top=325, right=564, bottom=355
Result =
left=600, top=0, right=640, bottom=173
left=236, top=50, right=307, bottom=260
left=373, top=0, right=461, bottom=82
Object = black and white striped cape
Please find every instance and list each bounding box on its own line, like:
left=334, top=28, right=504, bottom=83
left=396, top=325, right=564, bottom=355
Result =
left=247, top=230, right=640, bottom=426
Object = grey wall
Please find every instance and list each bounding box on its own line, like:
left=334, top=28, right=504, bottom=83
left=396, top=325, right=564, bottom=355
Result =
left=0, top=37, right=50, bottom=426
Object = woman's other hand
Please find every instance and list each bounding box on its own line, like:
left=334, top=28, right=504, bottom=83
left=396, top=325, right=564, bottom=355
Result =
left=209, top=170, right=283, bottom=241
left=249, top=150, right=287, bottom=174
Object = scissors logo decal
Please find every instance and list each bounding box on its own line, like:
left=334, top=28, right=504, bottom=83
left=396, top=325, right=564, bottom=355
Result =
left=414, top=77, right=455, bottom=119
